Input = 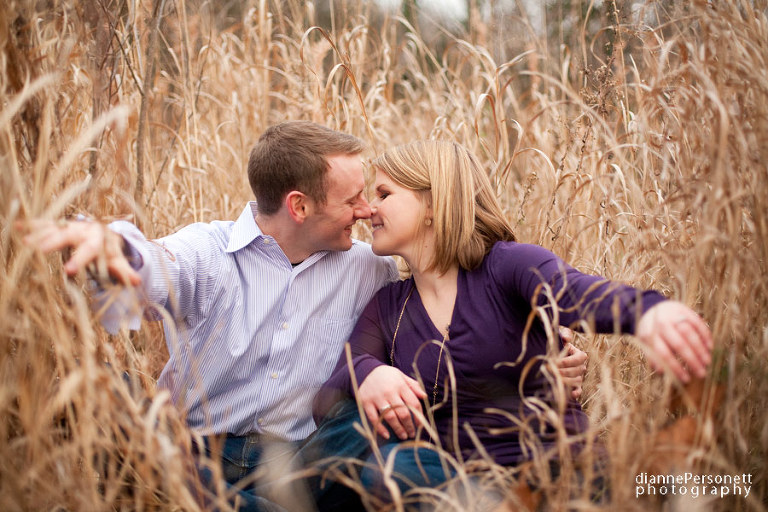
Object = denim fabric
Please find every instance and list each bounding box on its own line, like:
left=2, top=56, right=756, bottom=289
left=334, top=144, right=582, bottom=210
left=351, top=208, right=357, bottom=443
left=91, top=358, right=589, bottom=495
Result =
left=297, top=400, right=454, bottom=510
left=360, top=441, right=453, bottom=500
left=195, top=434, right=298, bottom=512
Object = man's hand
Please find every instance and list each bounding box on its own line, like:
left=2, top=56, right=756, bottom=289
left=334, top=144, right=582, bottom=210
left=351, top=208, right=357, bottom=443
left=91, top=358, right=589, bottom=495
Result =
left=556, top=340, right=588, bottom=400
left=357, top=365, right=427, bottom=440
left=636, top=301, right=712, bottom=383
left=18, top=219, right=141, bottom=286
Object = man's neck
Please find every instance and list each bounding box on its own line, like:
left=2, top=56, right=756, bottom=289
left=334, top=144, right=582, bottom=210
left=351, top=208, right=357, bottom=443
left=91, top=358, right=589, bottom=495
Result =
left=254, top=212, right=312, bottom=265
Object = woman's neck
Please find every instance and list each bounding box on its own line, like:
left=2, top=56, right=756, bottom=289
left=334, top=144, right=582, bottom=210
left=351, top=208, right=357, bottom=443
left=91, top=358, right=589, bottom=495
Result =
left=410, top=263, right=459, bottom=336
left=411, top=265, right=458, bottom=296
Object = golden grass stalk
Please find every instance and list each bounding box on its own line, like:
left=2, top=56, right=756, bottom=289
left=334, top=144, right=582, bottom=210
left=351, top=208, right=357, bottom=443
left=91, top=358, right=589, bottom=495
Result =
left=1, top=0, right=766, bottom=510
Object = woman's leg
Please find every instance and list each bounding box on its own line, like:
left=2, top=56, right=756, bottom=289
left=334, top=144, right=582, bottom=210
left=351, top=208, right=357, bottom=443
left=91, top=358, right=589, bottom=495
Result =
left=294, top=400, right=371, bottom=510
left=360, top=440, right=455, bottom=504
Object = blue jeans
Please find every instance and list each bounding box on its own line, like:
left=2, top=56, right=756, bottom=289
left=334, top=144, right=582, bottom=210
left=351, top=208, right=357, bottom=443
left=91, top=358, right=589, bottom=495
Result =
left=195, top=433, right=298, bottom=512
left=296, top=400, right=454, bottom=510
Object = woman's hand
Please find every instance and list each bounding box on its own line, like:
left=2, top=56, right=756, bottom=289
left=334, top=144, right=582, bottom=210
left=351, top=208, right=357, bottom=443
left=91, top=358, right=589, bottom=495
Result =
left=557, top=342, right=588, bottom=399
left=636, top=301, right=713, bottom=382
left=18, top=219, right=141, bottom=286
left=358, top=365, right=427, bottom=440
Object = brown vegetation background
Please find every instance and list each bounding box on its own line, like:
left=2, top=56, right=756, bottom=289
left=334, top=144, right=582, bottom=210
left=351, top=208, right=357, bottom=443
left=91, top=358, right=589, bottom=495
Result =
left=1, top=0, right=766, bottom=510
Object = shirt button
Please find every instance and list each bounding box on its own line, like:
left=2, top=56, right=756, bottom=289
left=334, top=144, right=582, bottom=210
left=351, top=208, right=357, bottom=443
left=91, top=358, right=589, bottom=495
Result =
left=263, top=239, right=271, bottom=245
left=281, top=322, right=289, bottom=330
left=271, top=372, right=278, bottom=379
left=257, top=418, right=264, bottom=425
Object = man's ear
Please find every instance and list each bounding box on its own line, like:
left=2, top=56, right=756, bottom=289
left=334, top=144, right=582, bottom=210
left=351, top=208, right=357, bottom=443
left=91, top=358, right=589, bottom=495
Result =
left=286, top=191, right=311, bottom=222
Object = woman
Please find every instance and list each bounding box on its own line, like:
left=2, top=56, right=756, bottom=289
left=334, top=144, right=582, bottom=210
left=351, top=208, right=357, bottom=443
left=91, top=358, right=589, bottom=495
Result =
left=309, top=140, right=712, bottom=507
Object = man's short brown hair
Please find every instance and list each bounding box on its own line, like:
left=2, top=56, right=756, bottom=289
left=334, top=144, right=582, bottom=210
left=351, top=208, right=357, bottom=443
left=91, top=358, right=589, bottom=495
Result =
left=247, top=121, right=365, bottom=215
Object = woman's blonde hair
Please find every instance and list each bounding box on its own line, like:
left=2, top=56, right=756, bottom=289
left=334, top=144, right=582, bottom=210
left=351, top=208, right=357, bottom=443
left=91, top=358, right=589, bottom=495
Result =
left=371, top=140, right=515, bottom=273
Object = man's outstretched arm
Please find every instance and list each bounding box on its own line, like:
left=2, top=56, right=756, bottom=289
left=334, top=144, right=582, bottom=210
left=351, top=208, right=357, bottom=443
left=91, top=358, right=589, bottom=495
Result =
left=19, top=218, right=141, bottom=286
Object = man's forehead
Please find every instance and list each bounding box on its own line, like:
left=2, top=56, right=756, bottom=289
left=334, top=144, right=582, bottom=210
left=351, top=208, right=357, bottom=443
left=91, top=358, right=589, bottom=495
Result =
left=326, top=154, right=365, bottom=195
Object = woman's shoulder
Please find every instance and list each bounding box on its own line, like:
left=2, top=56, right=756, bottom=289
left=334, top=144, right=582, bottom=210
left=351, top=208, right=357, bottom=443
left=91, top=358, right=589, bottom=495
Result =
left=486, top=240, right=560, bottom=266
left=372, top=277, right=414, bottom=313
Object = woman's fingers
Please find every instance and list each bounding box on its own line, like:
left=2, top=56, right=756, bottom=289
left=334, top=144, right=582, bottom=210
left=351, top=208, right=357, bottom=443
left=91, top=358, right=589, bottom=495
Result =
left=571, top=385, right=583, bottom=400
left=678, top=313, right=713, bottom=367
left=379, top=401, right=413, bottom=440
left=358, top=366, right=426, bottom=440
left=363, top=402, right=390, bottom=439
left=404, top=375, right=428, bottom=400
left=558, top=326, right=575, bottom=343
left=637, top=301, right=714, bottom=382
left=663, top=321, right=708, bottom=379
left=380, top=382, right=425, bottom=439
left=557, top=343, right=587, bottom=387
left=649, top=330, right=692, bottom=382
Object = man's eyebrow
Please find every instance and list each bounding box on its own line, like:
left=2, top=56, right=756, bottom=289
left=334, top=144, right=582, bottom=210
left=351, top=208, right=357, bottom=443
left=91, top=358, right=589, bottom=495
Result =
left=346, top=188, right=365, bottom=202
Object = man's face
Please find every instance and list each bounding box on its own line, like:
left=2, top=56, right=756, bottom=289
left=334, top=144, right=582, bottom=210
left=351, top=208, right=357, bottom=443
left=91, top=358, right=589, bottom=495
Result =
left=303, top=153, right=372, bottom=252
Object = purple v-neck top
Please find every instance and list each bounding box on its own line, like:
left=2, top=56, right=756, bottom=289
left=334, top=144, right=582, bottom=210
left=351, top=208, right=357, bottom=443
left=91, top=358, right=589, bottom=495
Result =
left=314, top=241, right=666, bottom=466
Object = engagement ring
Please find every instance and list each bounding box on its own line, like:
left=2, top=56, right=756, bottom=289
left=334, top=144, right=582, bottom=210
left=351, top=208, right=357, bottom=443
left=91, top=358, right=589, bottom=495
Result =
left=378, top=404, right=395, bottom=414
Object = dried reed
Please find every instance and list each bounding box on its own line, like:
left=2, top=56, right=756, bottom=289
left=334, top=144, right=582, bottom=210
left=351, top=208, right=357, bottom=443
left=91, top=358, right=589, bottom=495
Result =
left=1, top=0, right=766, bottom=510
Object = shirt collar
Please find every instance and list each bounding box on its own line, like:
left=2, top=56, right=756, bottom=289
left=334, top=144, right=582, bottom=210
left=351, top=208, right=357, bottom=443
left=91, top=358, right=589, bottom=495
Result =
left=226, top=202, right=266, bottom=253
left=224, top=202, right=337, bottom=267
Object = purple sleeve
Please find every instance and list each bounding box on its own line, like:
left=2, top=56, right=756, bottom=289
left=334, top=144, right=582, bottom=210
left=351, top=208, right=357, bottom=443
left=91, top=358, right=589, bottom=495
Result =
left=312, top=293, right=389, bottom=423
left=491, top=243, right=666, bottom=334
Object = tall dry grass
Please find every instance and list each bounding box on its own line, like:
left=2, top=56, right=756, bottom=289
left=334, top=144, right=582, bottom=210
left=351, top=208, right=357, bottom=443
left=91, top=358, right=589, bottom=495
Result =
left=1, top=0, right=766, bottom=510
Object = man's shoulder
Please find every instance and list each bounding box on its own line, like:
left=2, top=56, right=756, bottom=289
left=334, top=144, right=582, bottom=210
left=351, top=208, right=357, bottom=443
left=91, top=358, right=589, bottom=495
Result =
left=348, top=238, right=375, bottom=253
left=348, top=239, right=393, bottom=263
left=330, top=239, right=397, bottom=279
left=156, top=219, right=235, bottom=254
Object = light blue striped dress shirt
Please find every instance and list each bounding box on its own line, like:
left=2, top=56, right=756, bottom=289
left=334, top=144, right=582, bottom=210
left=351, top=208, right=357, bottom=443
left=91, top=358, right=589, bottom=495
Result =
left=101, top=202, right=398, bottom=440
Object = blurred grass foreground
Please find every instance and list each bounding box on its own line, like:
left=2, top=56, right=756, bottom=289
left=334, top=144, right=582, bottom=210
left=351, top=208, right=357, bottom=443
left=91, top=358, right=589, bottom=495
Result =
left=1, top=0, right=767, bottom=510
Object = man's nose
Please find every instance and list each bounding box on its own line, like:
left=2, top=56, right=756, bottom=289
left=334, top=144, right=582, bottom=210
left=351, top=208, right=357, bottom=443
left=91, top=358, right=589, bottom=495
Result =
left=354, top=197, right=372, bottom=219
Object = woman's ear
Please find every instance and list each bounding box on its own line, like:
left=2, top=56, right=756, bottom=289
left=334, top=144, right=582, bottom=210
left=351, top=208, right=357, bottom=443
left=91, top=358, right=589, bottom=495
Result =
left=286, top=191, right=310, bottom=223
left=423, top=192, right=433, bottom=223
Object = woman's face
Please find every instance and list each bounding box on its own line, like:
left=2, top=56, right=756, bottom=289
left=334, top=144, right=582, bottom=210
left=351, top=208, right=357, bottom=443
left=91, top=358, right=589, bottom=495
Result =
left=370, top=170, right=429, bottom=260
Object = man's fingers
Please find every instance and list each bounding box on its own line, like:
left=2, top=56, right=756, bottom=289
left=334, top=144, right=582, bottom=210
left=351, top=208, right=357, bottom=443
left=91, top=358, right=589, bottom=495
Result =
left=108, top=258, right=142, bottom=286
left=20, top=219, right=138, bottom=286
left=65, top=238, right=104, bottom=275
left=103, top=227, right=141, bottom=286
left=22, top=222, right=77, bottom=253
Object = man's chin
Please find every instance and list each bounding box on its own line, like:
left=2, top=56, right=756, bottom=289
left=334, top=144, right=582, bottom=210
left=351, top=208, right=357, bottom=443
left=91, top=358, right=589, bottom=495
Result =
left=331, top=238, right=354, bottom=252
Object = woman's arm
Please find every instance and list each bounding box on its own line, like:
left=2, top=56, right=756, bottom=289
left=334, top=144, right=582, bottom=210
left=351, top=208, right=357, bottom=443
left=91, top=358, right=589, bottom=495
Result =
left=634, top=300, right=712, bottom=381
left=313, top=294, right=427, bottom=440
left=493, top=242, right=712, bottom=382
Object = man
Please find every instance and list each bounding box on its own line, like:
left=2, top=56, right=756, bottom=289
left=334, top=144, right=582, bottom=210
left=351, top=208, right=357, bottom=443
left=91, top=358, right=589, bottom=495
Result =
left=21, top=121, right=587, bottom=510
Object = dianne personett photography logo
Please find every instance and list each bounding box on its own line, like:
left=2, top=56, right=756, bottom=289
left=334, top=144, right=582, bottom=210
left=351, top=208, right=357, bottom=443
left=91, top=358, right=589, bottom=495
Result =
left=635, top=472, right=753, bottom=499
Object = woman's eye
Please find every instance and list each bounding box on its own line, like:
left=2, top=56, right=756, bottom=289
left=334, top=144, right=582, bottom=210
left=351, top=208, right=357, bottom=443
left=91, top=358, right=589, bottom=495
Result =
left=378, top=192, right=389, bottom=200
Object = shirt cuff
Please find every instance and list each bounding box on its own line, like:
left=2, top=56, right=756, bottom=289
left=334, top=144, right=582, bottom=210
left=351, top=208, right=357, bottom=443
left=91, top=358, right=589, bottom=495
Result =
left=626, top=290, right=668, bottom=334
left=352, top=355, right=387, bottom=391
left=92, top=221, right=151, bottom=334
